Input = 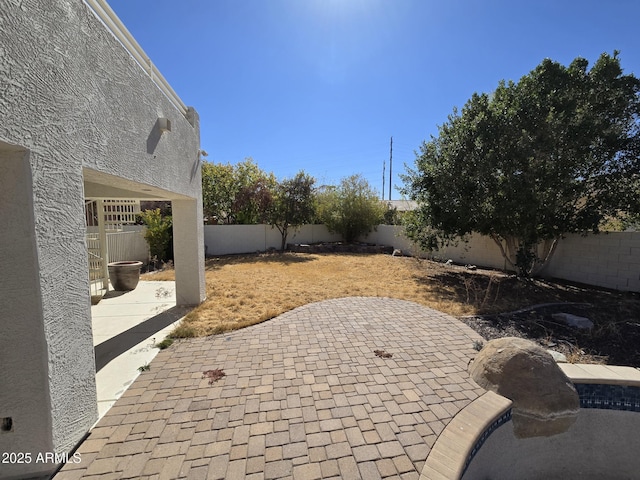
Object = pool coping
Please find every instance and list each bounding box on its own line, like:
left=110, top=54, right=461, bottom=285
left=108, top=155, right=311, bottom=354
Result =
left=558, top=363, right=640, bottom=387
left=420, top=364, right=640, bottom=480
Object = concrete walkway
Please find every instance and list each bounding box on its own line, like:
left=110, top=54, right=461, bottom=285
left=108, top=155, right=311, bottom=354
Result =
left=92, top=281, right=188, bottom=419
left=58, top=297, right=486, bottom=479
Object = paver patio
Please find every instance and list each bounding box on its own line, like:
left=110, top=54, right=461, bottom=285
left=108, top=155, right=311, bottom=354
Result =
left=56, top=297, right=487, bottom=479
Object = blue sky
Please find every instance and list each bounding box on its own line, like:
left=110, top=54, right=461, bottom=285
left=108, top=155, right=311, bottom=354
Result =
left=107, top=0, right=639, bottom=199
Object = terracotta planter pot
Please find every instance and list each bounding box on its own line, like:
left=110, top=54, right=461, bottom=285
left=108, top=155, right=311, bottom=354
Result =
left=108, top=261, right=143, bottom=291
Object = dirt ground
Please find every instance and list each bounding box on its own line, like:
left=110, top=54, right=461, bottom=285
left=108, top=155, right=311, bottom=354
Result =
left=144, top=252, right=640, bottom=367
left=461, top=297, right=640, bottom=367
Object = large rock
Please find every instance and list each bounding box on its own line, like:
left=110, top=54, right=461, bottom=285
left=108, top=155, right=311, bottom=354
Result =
left=551, top=312, right=594, bottom=330
left=469, top=337, right=579, bottom=438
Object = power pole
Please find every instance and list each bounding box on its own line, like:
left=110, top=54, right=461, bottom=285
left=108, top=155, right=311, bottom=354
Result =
left=388, top=136, right=393, bottom=201
left=382, top=160, right=385, bottom=200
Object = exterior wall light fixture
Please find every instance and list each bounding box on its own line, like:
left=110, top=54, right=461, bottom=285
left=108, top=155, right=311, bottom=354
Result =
left=158, top=117, right=171, bottom=133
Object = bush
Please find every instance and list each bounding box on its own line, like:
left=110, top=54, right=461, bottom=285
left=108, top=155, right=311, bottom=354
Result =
left=156, top=338, right=174, bottom=349
left=383, top=206, right=401, bottom=225
left=316, top=174, right=385, bottom=243
left=170, top=323, right=197, bottom=338
left=139, top=208, right=173, bottom=261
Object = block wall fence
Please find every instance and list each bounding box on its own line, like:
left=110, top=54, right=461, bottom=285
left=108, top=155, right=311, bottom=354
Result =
left=203, top=224, right=640, bottom=293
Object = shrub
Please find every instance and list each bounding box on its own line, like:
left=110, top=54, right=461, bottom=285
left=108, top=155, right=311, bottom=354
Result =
left=156, top=338, right=174, bottom=349
left=316, top=174, right=385, bottom=243
left=170, top=322, right=197, bottom=339
left=139, top=208, right=173, bottom=261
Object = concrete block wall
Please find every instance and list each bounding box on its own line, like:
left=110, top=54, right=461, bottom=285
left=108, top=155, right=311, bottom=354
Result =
left=543, top=232, right=640, bottom=292
left=204, top=224, right=341, bottom=256
left=206, top=224, right=639, bottom=293
left=365, top=227, right=639, bottom=293
left=433, top=234, right=509, bottom=271
left=364, top=227, right=509, bottom=270
left=361, top=225, right=417, bottom=255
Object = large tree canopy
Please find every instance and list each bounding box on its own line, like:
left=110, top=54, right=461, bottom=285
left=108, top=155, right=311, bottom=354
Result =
left=402, top=52, right=640, bottom=276
left=201, top=158, right=276, bottom=224
left=269, top=171, right=316, bottom=251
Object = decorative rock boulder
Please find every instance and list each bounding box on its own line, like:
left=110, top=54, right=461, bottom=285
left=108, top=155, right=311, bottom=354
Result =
left=551, top=312, right=594, bottom=330
left=469, top=337, right=579, bottom=439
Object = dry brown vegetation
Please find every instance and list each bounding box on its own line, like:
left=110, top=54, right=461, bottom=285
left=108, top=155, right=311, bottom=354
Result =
left=142, top=252, right=634, bottom=345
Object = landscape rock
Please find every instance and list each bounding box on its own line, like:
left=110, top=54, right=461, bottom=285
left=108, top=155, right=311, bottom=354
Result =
left=469, top=337, right=579, bottom=438
left=287, top=242, right=394, bottom=255
left=546, top=349, right=568, bottom=363
left=552, top=312, right=594, bottom=330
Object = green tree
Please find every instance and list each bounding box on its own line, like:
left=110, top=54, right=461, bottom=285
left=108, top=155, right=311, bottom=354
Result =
left=402, top=52, right=640, bottom=276
left=269, top=171, right=316, bottom=251
left=233, top=176, right=277, bottom=224
left=139, top=209, right=173, bottom=261
left=317, top=174, right=385, bottom=243
left=201, top=161, right=235, bottom=224
left=382, top=205, right=401, bottom=225
left=201, top=158, right=276, bottom=224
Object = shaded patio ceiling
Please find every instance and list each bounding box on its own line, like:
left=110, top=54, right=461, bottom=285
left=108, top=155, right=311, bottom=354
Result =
left=83, top=167, right=194, bottom=201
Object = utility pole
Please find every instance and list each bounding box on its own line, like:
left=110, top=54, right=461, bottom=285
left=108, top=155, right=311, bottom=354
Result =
left=388, top=136, right=393, bottom=201
left=382, top=160, right=385, bottom=200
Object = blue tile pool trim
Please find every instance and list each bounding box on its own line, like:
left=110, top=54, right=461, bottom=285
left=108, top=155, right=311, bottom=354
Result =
left=575, top=383, right=640, bottom=412
left=462, top=409, right=512, bottom=475
left=462, top=383, right=640, bottom=478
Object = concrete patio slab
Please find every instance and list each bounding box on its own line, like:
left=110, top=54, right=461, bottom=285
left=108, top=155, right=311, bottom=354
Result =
left=92, top=281, right=189, bottom=420
left=91, top=282, right=177, bottom=346
left=58, top=297, right=487, bottom=479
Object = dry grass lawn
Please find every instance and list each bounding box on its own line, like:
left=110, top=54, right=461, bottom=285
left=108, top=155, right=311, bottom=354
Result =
left=143, top=252, right=613, bottom=338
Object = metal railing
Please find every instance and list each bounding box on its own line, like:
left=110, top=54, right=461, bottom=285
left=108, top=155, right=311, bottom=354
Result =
left=83, top=0, right=188, bottom=117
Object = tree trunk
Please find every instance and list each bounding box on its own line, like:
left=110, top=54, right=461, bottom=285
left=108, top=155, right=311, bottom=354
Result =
left=531, top=238, right=559, bottom=276
left=490, top=233, right=560, bottom=277
left=280, top=225, right=288, bottom=251
left=490, top=234, right=517, bottom=271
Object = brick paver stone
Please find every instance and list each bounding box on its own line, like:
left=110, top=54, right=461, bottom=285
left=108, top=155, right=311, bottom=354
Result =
left=55, top=298, right=485, bottom=479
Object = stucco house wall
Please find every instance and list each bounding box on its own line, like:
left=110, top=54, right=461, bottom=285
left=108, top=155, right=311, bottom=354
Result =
left=0, top=1, right=205, bottom=478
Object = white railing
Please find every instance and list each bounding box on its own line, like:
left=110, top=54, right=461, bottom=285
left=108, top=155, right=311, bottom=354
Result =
left=86, top=226, right=150, bottom=263
left=86, top=227, right=149, bottom=299
left=83, top=0, right=188, bottom=117
left=87, top=234, right=108, bottom=298
left=107, top=229, right=149, bottom=263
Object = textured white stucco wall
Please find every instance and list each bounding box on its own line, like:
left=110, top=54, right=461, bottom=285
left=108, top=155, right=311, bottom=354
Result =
left=0, top=146, right=57, bottom=479
left=0, top=0, right=204, bottom=477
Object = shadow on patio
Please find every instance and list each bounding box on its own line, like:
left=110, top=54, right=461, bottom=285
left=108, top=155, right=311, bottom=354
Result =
left=92, top=280, right=192, bottom=419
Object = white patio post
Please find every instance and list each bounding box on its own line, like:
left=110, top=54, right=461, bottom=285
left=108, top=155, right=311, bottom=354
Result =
left=172, top=198, right=206, bottom=305
left=97, top=198, right=110, bottom=291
